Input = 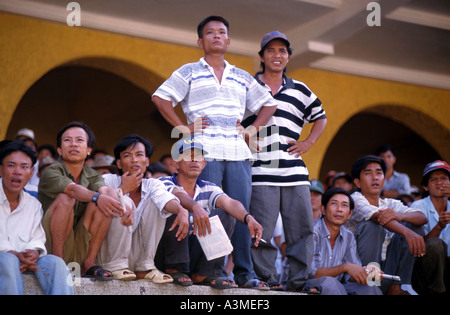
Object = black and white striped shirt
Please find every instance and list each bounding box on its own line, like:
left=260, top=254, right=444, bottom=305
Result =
left=242, top=73, right=326, bottom=186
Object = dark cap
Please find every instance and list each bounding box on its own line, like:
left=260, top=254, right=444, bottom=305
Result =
left=421, top=160, right=450, bottom=186
left=310, top=179, right=324, bottom=194
left=260, top=31, right=290, bottom=49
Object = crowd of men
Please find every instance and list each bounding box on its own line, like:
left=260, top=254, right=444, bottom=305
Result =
left=0, top=16, right=448, bottom=296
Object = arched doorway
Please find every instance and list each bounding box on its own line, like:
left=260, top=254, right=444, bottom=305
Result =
left=6, top=61, right=176, bottom=161
left=320, top=110, right=442, bottom=189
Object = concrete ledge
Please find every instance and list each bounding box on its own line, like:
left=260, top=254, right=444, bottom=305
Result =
left=23, top=273, right=303, bottom=295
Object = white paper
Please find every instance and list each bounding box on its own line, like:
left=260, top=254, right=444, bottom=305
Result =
left=196, top=215, right=233, bottom=261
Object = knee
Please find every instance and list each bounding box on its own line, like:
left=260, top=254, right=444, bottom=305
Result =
left=53, top=193, right=75, bottom=213
left=0, top=252, right=21, bottom=273
left=425, top=237, right=446, bottom=259
left=316, top=276, right=347, bottom=295
left=38, top=254, right=69, bottom=272
left=356, top=220, right=385, bottom=240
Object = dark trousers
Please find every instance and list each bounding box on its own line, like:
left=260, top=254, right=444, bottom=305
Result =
left=155, top=207, right=235, bottom=277
left=412, top=237, right=450, bottom=295
left=355, top=220, right=424, bottom=293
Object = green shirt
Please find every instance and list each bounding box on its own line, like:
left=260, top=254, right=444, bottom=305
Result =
left=38, top=162, right=105, bottom=222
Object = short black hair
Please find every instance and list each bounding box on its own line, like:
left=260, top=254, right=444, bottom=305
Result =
left=113, top=134, right=153, bottom=175
left=375, top=144, right=396, bottom=157
left=37, top=144, right=57, bottom=158
left=351, top=155, right=386, bottom=180
left=197, top=16, right=229, bottom=38
left=56, top=121, right=96, bottom=149
left=0, top=140, right=37, bottom=166
left=321, top=187, right=354, bottom=211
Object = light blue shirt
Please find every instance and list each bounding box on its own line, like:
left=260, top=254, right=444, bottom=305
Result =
left=412, top=196, right=450, bottom=256
left=383, top=170, right=411, bottom=195
left=310, top=217, right=362, bottom=282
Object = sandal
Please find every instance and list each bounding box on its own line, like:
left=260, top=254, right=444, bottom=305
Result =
left=269, top=282, right=285, bottom=291
left=137, top=269, right=173, bottom=283
left=240, top=279, right=270, bottom=291
left=112, top=269, right=136, bottom=281
left=169, top=272, right=193, bottom=286
left=194, top=276, right=233, bottom=290
left=297, top=283, right=321, bottom=295
left=83, top=265, right=113, bottom=281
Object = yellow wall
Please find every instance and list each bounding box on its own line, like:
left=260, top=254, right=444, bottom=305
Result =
left=0, top=12, right=253, bottom=136
left=292, top=69, right=450, bottom=179
left=1, top=12, right=449, bottom=180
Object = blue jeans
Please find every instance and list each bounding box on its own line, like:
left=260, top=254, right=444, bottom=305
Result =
left=199, top=160, right=257, bottom=285
left=0, top=252, right=73, bottom=295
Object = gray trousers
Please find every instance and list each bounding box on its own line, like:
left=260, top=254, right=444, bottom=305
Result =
left=97, top=196, right=167, bottom=272
left=249, top=185, right=314, bottom=290
left=355, top=220, right=423, bottom=293
left=305, top=276, right=382, bottom=295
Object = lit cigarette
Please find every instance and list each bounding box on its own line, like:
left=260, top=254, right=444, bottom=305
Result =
left=367, top=270, right=401, bottom=282
left=381, top=274, right=401, bottom=282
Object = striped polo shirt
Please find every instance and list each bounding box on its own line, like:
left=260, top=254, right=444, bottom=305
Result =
left=159, top=174, right=225, bottom=214
left=242, top=73, right=326, bottom=186
left=152, top=58, right=277, bottom=161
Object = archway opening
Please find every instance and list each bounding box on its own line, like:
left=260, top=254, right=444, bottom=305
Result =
left=6, top=63, right=175, bottom=161
left=320, top=112, right=441, bottom=190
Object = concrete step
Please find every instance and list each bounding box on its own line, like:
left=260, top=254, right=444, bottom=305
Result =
left=23, top=273, right=303, bottom=296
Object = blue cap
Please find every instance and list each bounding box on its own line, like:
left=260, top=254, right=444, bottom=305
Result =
left=260, top=31, right=290, bottom=49
left=171, top=136, right=208, bottom=161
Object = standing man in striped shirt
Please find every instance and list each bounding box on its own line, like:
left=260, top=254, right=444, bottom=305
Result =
left=152, top=16, right=277, bottom=289
left=242, top=31, right=327, bottom=292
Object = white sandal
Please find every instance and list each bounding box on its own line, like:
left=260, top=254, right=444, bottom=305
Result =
left=112, top=269, right=136, bottom=281
left=138, top=269, right=173, bottom=283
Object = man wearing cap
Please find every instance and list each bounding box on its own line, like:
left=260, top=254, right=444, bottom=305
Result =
left=152, top=16, right=277, bottom=289
left=411, top=160, right=450, bottom=295
left=156, top=137, right=264, bottom=289
left=241, top=31, right=327, bottom=292
left=332, top=172, right=353, bottom=192
left=90, top=155, right=118, bottom=175
left=310, top=179, right=325, bottom=221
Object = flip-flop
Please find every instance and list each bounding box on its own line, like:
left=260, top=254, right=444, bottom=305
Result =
left=297, top=283, right=321, bottom=295
left=112, top=269, right=136, bottom=281
left=168, top=272, right=193, bottom=286
left=240, top=279, right=270, bottom=291
left=137, top=269, right=173, bottom=283
left=269, top=282, right=285, bottom=291
left=194, top=276, right=233, bottom=290
left=83, top=265, right=113, bottom=281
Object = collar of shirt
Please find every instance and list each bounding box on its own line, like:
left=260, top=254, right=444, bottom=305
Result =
left=316, top=216, right=344, bottom=241
left=0, top=181, right=25, bottom=211
left=254, top=72, right=295, bottom=95
left=199, top=57, right=235, bottom=85
left=170, top=173, right=206, bottom=193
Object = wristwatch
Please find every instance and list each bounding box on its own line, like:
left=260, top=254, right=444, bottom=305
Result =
left=91, top=192, right=101, bottom=205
